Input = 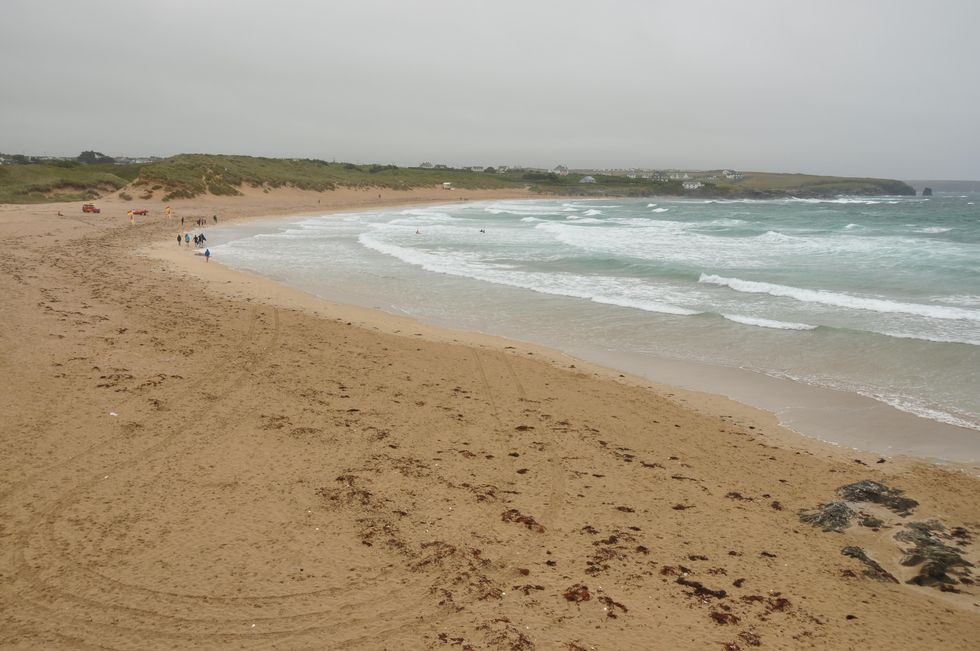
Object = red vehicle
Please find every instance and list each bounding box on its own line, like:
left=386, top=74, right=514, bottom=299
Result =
left=131, top=208, right=148, bottom=216
left=82, top=203, right=101, bottom=214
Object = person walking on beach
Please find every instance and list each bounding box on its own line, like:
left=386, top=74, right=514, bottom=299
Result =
left=213, top=215, right=218, bottom=224
left=204, top=248, right=211, bottom=262
left=184, top=232, right=190, bottom=245
left=177, top=233, right=182, bottom=246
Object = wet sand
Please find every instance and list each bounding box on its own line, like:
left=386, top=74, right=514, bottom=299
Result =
left=1, top=187, right=978, bottom=649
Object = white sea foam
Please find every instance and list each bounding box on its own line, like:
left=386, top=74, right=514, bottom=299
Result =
left=647, top=203, right=657, bottom=207
left=876, top=329, right=980, bottom=347
left=651, top=208, right=669, bottom=213
left=357, top=233, right=698, bottom=317
left=721, top=314, right=818, bottom=330
left=590, top=295, right=700, bottom=316
left=757, top=231, right=799, bottom=243
left=787, top=197, right=883, bottom=205
left=944, top=295, right=980, bottom=307
left=699, top=274, right=980, bottom=321
left=583, top=209, right=603, bottom=216
left=914, top=227, right=952, bottom=234
left=485, top=202, right=561, bottom=216
left=868, top=394, right=980, bottom=431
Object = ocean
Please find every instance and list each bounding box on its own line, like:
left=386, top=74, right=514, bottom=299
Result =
left=209, top=195, right=980, bottom=461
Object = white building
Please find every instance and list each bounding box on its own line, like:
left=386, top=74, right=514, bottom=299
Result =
left=723, top=169, right=743, bottom=180
left=580, top=176, right=597, bottom=184
left=682, top=181, right=704, bottom=190
left=669, top=172, right=691, bottom=180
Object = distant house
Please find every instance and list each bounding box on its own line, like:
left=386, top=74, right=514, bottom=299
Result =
left=470, top=166, right=486, bottom=173
left=496, top=165, right=509, bottom=173
left=434, top=164, right=449, bottom=169
left=682, top=181, right=704, bottom=190
left=419, top=162, right=434, bottom=169
left=580, top=176, right=597, bottom=184
left=553, top=165, right=569, bottom=176
left=669, top=172, right=691, bottom=180
left=651, top=171, right=669, bottom=182
left=626, top=169, right=638, bottom=179
left=442, top=182, right=453, bottom=190
left=723, top=169, right=743, bottom=180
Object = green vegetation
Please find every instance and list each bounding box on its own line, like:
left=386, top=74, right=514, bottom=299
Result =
left=0, top=152, right=915, bottom=204
left=0, top=162, right=143, bottom=203
left=137, top=155, right=519, bottom=201
left=731, top=171, right=915, bottom=196
left=510, top=171, right=685, bottom=196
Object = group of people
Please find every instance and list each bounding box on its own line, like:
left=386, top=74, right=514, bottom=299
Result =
left=177, top=231, right=211, bottom=261
left=179, top=215, right=218, bottom=228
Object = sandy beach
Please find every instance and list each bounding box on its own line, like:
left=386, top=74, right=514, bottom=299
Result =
left=1, top=187, right=978, bottom=650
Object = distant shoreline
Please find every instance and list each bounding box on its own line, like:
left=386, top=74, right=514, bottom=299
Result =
left=189, top=198, right=979, bottom=471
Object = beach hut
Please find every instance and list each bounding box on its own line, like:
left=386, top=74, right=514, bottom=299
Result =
left=442, top=182, right=453, bottom=190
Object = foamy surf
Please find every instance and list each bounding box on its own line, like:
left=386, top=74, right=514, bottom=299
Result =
left=213, top=196, right=979, bottom=438
left=699, top=274, right=980, bottom=321
left=721, top=314, right=818, bottom=330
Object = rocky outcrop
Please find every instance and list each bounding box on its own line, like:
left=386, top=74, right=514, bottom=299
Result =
left=837, top=480, right=918, bottom=516
left=799, top=501, right=855, bottom=532
left=896, top=521, right=974, bottom=587
left=841, top=546, right=898, bottom=582
left=922, top=187, right=933, bottom=196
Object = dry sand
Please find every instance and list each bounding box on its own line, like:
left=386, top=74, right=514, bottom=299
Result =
left=1, top=187, right=978, bottom=650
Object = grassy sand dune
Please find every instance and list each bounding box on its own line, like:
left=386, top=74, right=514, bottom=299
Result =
left=1, top=154, right=916, bottom=205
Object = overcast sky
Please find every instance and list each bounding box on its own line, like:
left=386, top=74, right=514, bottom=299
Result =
left=2, top=0, right=978, bottom=178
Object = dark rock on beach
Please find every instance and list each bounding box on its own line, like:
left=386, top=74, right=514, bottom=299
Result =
left=837, top=480, right=918, bottom=516
left=896, top=521, right=974, bottom=587
left=841, top=546, right=898, bottom=583
left=799, top=501, right=856, bottom=532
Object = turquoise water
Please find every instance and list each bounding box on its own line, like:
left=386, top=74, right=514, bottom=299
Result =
left=211, top=195, right=980, bottom=437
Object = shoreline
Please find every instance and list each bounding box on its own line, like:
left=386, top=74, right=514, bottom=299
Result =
left=158, top=203, right=979, bottom=472
left=2, top=187, right=978, bottom=649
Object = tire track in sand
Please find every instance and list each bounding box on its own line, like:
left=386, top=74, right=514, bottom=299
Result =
left=474, top=350, right=566, bottom=532
left=4, top=303, right=433, bottom=648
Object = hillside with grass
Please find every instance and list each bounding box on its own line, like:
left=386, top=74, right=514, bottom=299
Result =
left=0, top=161, right=143, bottom=203
left=730, top=171, right=915, bottom=196
left=0, top=153, right=916, bottom=203
left=131, top=155, right=522, bottom=201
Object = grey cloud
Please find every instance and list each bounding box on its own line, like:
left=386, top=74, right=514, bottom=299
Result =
left=1, top=0, right=977, bottom=178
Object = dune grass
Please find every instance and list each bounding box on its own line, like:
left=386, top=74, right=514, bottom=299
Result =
left=0, top=163, right=143, bottom=203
